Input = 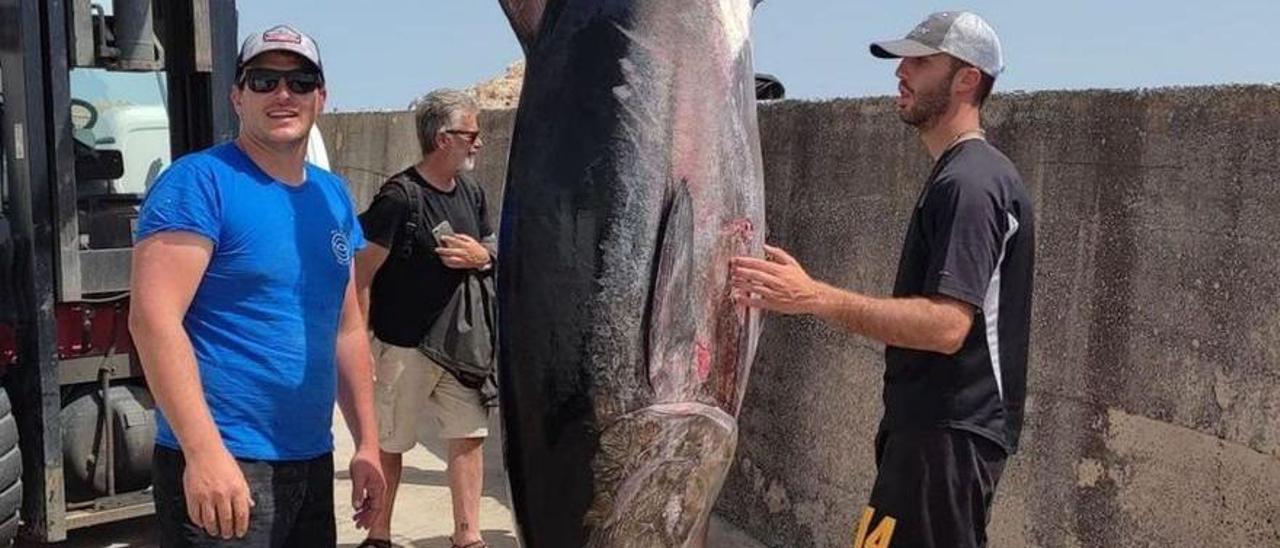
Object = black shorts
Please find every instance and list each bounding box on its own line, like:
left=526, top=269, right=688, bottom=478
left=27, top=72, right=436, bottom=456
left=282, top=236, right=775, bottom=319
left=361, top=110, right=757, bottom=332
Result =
left=153, top=445, right=336, bottom=547
left=854, top=429, right=1007, bottom=548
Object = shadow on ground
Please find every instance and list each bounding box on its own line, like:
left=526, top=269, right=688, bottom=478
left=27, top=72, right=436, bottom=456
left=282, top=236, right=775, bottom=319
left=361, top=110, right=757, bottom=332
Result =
left=334, top=461, right=509, bottom=501
left=337, top=528, right=518, bottom=548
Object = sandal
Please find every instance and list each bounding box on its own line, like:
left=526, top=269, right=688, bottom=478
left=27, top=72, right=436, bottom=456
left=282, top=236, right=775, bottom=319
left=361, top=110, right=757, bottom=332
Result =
left=356, top=539, right=394, bottom=548
left=451, top=541, right=488, bottom=548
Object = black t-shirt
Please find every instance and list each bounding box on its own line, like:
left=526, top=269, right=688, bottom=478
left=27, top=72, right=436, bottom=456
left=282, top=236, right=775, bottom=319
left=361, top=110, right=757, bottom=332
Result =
left=882, top=139, right=1035, bottom=454
left=359, top=168, right=495, bottom=347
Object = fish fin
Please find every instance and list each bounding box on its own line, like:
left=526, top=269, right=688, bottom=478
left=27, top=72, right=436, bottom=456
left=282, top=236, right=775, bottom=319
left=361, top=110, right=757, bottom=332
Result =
left=499, top=0, right=550, bottom=52
left=585, top=403, right=736, bottom=547
left=646, top=180, right=697, bottom=397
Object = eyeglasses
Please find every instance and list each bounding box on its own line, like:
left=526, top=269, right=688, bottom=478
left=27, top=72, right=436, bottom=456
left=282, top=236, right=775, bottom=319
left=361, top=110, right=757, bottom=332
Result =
left=444, top=129, right=481, bottom=144
left=239, top=68, right=323, bottom=95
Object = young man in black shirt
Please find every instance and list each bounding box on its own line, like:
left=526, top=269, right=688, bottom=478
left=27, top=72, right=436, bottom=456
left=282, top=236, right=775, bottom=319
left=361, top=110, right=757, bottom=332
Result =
left=353, top=89, right=495, bottom=548
left=731, top=11, right=1034, bottom=548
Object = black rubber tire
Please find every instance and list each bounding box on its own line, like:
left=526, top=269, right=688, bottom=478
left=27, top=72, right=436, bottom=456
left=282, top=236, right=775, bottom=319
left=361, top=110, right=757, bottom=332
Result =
left=0, top=389, right=22, bottom=546
left=0, top=511, right=17, bottom=547
left=62, top=384, right=156, bottom=502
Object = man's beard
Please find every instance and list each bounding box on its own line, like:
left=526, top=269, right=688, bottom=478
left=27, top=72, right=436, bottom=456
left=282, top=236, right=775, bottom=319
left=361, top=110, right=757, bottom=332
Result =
left=460, top=154, right=476, bottom=172
left=899, top=81, right=952, bottom=129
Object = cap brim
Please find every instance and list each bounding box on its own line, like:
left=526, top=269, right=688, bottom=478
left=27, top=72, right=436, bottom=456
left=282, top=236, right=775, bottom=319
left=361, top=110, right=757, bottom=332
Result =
left=239, top=45, right=323, bottom=74
left=869, top=39, right=942, bottom=59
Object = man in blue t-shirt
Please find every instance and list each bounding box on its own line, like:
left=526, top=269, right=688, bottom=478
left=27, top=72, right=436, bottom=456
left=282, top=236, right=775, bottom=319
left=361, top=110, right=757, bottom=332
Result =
left=130, top=25, right=385, bottom=546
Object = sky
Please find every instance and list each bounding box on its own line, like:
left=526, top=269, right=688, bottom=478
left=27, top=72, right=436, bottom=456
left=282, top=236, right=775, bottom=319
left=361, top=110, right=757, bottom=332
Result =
left=237, top=1, right=1280, bottom=112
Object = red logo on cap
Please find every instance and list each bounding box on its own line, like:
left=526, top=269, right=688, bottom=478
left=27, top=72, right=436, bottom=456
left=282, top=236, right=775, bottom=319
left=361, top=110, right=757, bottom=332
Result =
left=263, top=26, right=302, bottom=44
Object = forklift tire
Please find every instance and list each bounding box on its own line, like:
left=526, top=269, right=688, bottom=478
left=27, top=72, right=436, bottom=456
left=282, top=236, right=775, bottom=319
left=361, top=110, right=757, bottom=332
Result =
left=0, top=389, right=21, bottom=545
left=62, top=385, right=155, bottom=502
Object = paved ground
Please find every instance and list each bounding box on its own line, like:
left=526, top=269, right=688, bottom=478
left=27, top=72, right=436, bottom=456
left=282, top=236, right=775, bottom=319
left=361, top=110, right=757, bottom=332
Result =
left=330, top=410, right=516, bottom=547
left=30, top=409, right=764, bottom=547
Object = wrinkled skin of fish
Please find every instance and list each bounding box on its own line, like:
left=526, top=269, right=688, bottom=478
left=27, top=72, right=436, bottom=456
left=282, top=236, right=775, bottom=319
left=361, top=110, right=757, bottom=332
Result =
left=497, top=1, right=766, bottom=546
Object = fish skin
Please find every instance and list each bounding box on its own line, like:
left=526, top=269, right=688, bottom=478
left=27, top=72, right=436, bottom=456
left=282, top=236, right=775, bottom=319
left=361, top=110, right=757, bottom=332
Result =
left=496, top=1, right=766, bottom=546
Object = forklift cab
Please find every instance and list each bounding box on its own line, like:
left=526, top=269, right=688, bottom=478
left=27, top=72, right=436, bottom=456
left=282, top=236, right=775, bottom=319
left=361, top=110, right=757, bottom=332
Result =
left=70, top=69, right=170, bottom=250
left=0, top=1, right=240, bottom=542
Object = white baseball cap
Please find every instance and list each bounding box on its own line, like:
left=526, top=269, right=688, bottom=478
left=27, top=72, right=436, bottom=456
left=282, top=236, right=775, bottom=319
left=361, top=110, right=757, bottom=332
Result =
left=237, top=25, right=323, bottom=76
left=870, top=11, right=1004, bottom=77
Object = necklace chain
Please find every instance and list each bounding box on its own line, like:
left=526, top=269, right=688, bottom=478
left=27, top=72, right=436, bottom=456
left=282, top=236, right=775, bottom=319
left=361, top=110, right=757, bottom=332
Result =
left=945, top=128, right=987, bottom=152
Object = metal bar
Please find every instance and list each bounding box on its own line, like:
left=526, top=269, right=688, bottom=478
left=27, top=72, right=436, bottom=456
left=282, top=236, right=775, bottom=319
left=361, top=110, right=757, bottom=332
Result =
left=68, top=0, right=94, bottom=67
left=90, top=3, right=110, bottom=63
left=159, top=0, right=237, bottom=159
left=48, top=0, right=82, bottom=303
left=1, top=56, right=8, bottom=209
left=99, top=366, right=114, bottom=496
left=192, top=0, right=213, bottom=72
left=208, top=0, right=238, bottom=142
left=0, top=0, right=70, bottom=541
left=63, top=500, right=94, bottom=511
left=100, top=304, right=120, bottom=497
left=56, top=353, right=137, bottom=386
left=64, top=497, right=154, bottom=530
left=158, top=0, right=201, bottom=157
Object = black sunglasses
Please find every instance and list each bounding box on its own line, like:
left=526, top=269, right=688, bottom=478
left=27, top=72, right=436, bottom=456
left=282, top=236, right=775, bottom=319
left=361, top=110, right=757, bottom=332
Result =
left=239, top=68, right=323, bottom=95
left=444, top=129, right=481, bottom=143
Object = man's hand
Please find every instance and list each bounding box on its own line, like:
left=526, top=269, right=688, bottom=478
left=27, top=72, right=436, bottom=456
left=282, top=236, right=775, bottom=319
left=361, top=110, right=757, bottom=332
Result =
left=436, top=234, right=491, bottom=270
left=349, top=447, right=386, bottom=530
left=730, top=244, right=824, bottom=315
left=183, top=447, right=254, bottom=539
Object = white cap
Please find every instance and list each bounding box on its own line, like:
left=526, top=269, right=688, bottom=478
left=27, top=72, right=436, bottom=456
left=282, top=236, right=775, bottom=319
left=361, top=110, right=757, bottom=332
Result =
left=237, top=25, right=323, bottom=76
left=870, top=11, right=1004, bottom=77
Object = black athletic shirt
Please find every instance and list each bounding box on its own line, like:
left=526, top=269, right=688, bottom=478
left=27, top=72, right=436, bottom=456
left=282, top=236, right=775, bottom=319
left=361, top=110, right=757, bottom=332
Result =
left=882, top=138, right=1035, bottom=454
left=359, top=168, right=494, bottom=347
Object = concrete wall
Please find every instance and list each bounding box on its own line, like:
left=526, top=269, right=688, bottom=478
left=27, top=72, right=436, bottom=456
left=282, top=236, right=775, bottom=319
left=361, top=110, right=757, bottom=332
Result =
left=317, top=109, right=516, bottom=221
left=318, top=85, right=1280, bottom=547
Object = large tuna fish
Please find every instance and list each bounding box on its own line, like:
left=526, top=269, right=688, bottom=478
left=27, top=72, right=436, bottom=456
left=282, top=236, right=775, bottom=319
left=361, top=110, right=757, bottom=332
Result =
left=496, top=1, right=766, bottom=546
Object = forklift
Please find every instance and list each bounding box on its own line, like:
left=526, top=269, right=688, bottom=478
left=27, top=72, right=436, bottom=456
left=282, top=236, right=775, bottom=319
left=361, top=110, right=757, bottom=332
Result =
left=0, top=1, right=238, bottom=542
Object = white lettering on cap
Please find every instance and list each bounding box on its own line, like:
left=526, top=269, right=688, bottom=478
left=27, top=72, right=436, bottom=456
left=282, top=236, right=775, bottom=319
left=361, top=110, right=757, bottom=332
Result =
left=263, top=26, right=302, bottom=44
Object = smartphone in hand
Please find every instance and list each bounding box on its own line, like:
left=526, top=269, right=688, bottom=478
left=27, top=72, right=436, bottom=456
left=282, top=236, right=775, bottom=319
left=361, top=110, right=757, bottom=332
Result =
left=431, top=221, right=455, bottom=246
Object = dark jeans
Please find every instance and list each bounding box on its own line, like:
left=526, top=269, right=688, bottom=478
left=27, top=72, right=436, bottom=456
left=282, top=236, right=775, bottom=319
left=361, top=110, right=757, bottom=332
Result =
left=153, top=445, right=336, bottom=547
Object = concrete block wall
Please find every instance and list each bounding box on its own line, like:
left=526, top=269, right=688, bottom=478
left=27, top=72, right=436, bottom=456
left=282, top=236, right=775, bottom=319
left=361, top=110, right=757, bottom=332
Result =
left=318, top=85, right=1280, bottom=547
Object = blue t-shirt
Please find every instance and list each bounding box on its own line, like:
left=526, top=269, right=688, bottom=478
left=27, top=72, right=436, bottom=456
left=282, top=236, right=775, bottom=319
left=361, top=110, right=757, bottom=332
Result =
left=136, top=142, right=366, bottom=460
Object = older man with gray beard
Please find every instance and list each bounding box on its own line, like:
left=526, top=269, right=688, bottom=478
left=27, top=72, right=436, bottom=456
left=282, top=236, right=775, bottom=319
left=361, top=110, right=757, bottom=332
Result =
left=354, top=89, right=495, bottom=548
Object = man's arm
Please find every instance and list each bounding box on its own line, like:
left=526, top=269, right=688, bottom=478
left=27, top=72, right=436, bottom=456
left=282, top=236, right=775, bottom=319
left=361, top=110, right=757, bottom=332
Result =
left=353, top=243, right=389, bottom=320
left=334, top=269, right=386, bottom=529
left=129, top=232, right=253, bottom=539
left=731, top=245, right=973, bottom=354
left=810, top=286, right=973, bottom=354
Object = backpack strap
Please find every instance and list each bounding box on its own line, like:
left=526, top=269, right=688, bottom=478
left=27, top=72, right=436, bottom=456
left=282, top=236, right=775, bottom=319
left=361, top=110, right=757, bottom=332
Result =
left=386, top=172, right=428, bottom=259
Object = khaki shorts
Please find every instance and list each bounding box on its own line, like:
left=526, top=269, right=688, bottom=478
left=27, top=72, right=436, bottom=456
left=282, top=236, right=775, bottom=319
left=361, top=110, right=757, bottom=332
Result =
left=372, top=338, right=488, bottom=453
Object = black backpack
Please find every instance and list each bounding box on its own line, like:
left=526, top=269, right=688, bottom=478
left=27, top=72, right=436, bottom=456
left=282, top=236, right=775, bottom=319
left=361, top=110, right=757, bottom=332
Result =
left=386, top=174, right=498, bottom=405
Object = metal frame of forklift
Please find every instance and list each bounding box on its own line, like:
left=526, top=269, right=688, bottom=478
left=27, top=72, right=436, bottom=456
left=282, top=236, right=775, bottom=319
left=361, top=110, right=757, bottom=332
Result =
left=0, top=1, right=237, bottom=541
